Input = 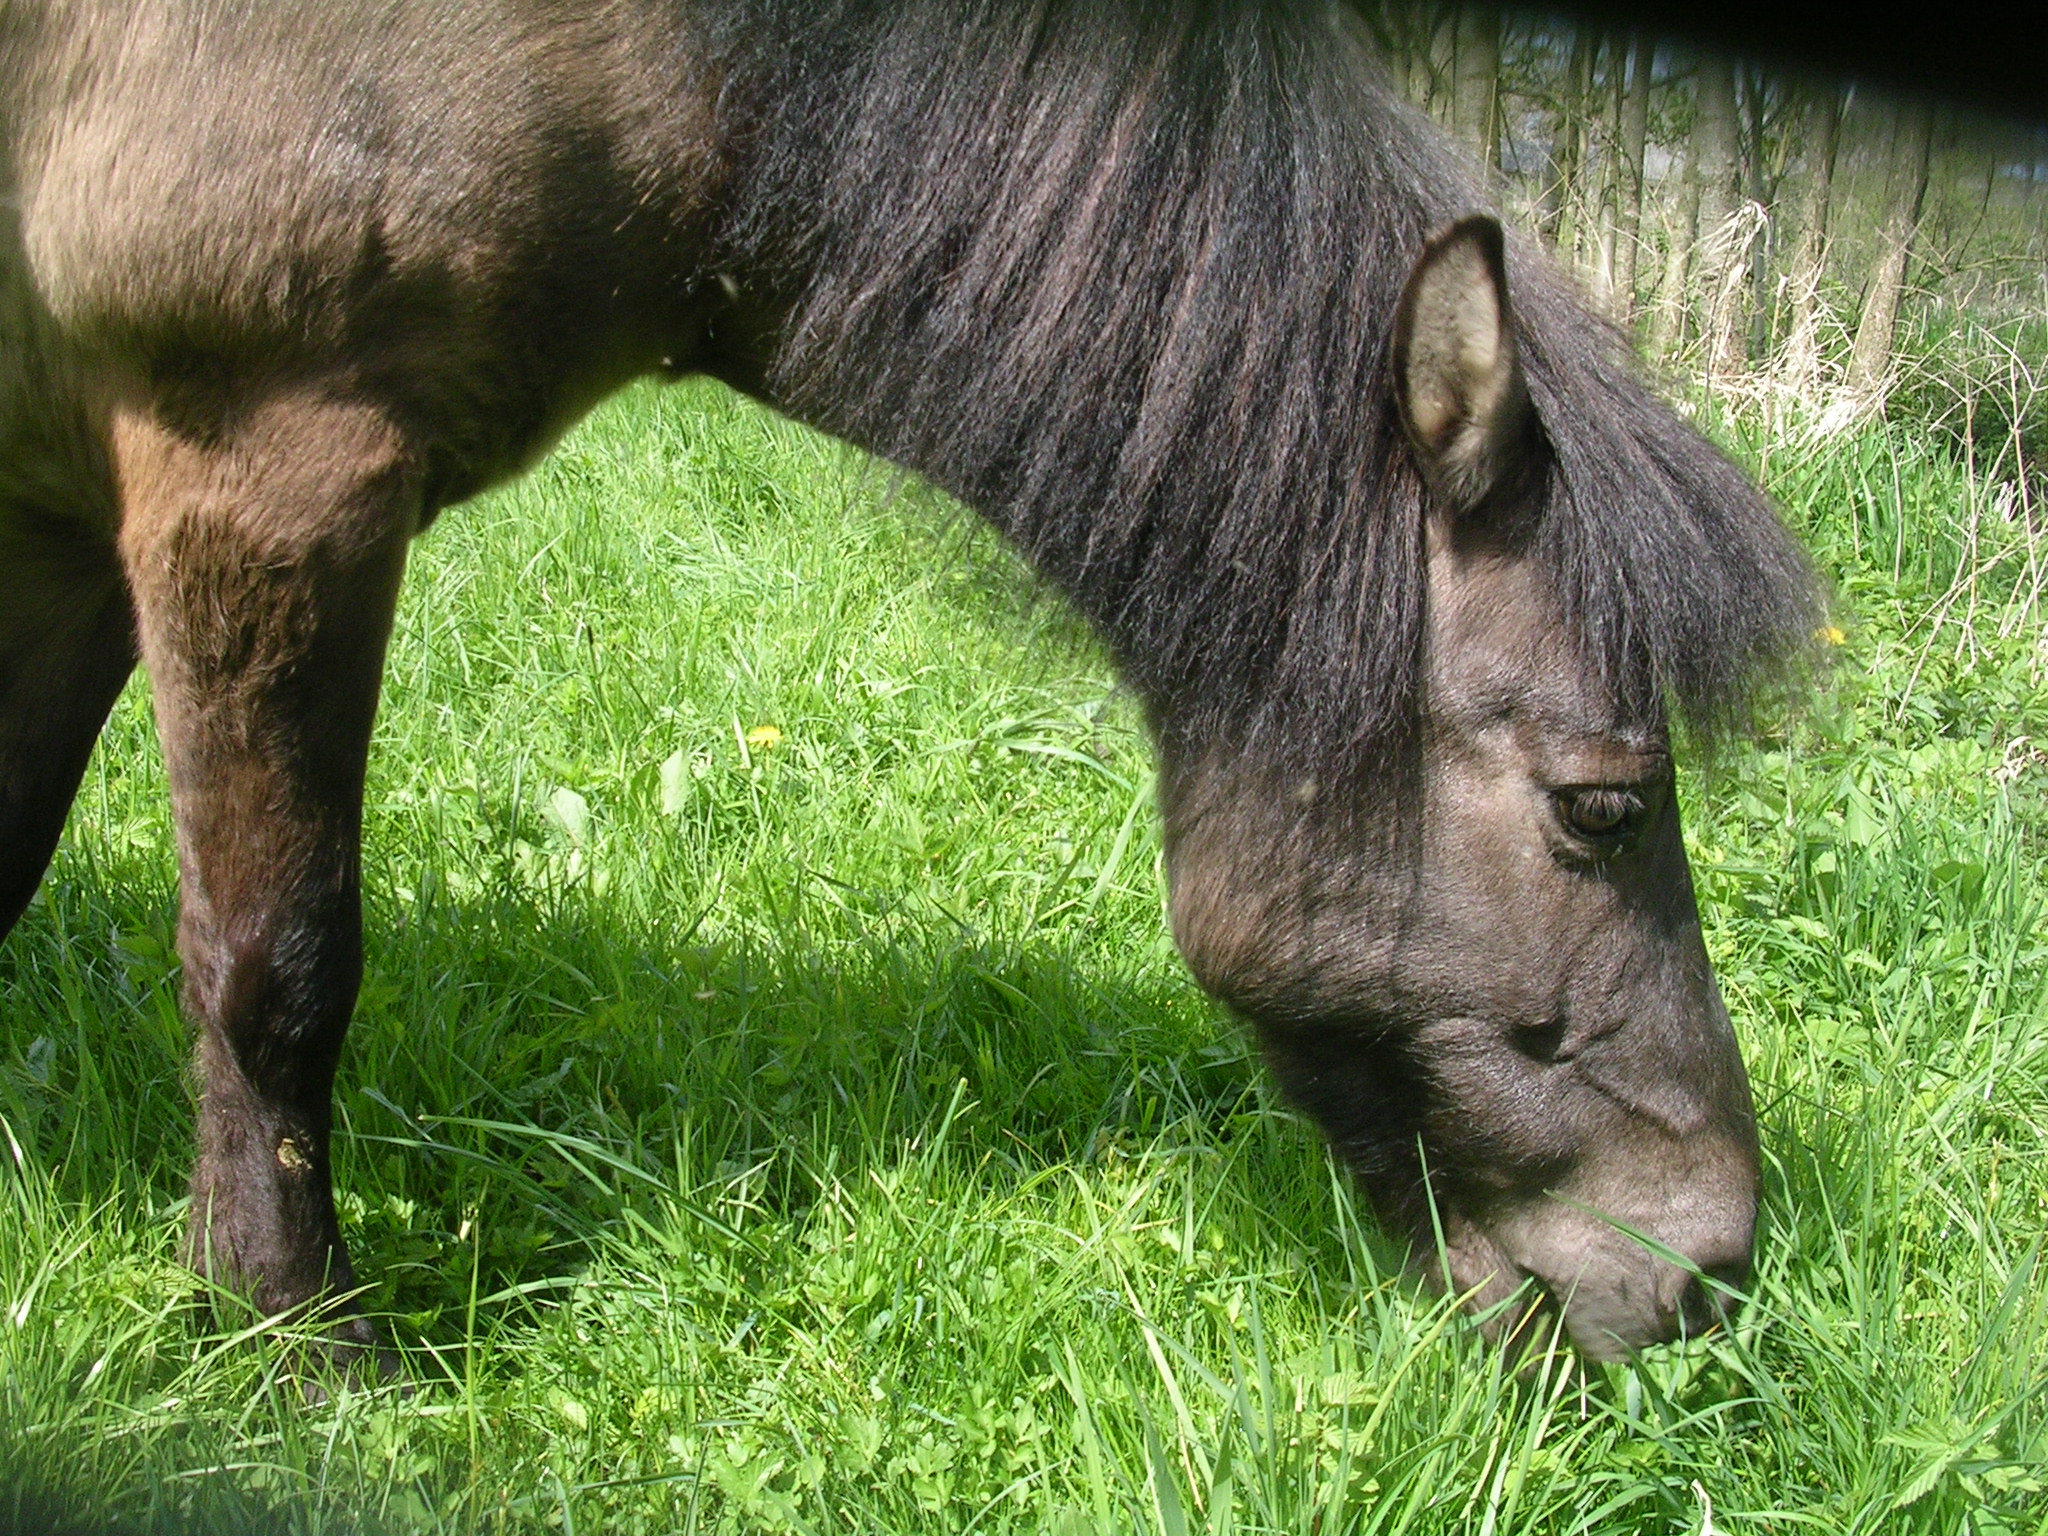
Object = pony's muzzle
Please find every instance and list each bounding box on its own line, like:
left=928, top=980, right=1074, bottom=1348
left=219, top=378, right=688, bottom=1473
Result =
left=1529, top=1215, right=1755, bottom=1361
left=1441, top=1154, right=1757, bottom=1361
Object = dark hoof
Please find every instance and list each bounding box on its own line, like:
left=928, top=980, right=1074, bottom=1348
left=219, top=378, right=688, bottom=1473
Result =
left=292, top=1315, right=408, bottom=1403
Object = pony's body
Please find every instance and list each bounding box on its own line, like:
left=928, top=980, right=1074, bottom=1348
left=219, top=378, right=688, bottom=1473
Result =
left=0, top=0, right=1817, bottom=1360
left=3, top=2, right=730, bottom=513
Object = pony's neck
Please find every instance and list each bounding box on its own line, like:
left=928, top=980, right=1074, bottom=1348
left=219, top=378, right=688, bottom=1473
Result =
left=708, top=0, right=1445, bottom=777
left=697, top=0, right=1820, bottom=788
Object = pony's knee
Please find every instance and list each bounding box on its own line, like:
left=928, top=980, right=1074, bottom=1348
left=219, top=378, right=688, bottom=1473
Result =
left=192, top=909, right=361, bottom=1085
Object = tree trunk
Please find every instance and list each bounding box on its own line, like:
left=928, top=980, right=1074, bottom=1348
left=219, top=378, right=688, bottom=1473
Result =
left=1451, top=6, right=1500, bottom=172
left=1610, top=33, right=1653, bottom=325
left=1694, top=50, right=1748, bottom=384
left=1781, top=83, right=1842, bottom=399
left=1848, top=94, right=1936, bottom=400
left=1744, top=68, right=1784, bottom=359
left=1568, top=30, right=1596, bottom=263
left=1404, top=29, right=1433, bottom=113
left=1546, top=28, right=1595, bottom=249
left=1649, top=128, right=1699, bottom=354
left=1588, top=32, right=1627, bottom=311
left=1426, top=10, right=1457, bottom=127
left=1396, top=5, right=1441, bottom=114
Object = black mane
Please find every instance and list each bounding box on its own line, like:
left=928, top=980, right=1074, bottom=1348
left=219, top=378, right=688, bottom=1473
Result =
left=712, top=0, right=1819, bottom=779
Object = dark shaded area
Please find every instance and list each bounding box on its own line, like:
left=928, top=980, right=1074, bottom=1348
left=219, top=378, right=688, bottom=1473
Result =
left=1523, top=2, right=2044, bottom=123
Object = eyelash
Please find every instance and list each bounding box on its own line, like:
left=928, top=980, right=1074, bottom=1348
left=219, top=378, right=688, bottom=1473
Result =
left=1555, top=787, right=1646, bottom=849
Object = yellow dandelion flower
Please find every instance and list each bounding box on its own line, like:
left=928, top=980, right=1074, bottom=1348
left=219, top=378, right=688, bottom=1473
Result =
left=745, top=724, right=784, bottom=749
left=1819, top=626, right=1846, bottom=646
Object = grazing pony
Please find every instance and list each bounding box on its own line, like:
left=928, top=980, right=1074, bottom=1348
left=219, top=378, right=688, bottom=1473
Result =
left=0, top=0, right=1816, bottom=1360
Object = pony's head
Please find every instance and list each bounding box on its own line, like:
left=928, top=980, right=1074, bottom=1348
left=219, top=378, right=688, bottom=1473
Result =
left=1164, top=218, right=1784, bottom=1357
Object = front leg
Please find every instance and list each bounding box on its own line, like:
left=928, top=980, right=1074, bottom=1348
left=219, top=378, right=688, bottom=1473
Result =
left=115, top=392, right=415, bottom=1348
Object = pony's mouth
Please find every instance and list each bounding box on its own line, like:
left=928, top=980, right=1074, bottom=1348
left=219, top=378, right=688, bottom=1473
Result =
left=1473, top=1269, right=1568, bottom=1356
left=1429, top=1209, right=1554, bottom=1341
left=1432, top=1206, right=1741, bottom=1361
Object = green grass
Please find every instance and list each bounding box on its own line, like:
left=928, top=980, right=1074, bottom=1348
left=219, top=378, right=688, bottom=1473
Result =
left=2, top=379, right=2044, bottom=1534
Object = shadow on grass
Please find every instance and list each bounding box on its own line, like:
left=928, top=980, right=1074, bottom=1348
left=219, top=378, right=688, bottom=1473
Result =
left=330, top=876, right=1283, bottom=1321
left=1, top=854, right=1401, bottom=1536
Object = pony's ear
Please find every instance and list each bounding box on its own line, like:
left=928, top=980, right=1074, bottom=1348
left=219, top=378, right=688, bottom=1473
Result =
left=1392, top=215, right=1538, bottom=516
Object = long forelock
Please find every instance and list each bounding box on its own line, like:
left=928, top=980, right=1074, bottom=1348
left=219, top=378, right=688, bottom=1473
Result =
left=712, top=0, right=1820, bottom=787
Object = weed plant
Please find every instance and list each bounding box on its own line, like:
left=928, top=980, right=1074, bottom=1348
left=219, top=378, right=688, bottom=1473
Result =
left=2, top=378, right=2043, bottom=1534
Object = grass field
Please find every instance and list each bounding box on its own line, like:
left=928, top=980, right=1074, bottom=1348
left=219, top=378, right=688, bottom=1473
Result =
left=2, top=378, right=2045, bottom=1534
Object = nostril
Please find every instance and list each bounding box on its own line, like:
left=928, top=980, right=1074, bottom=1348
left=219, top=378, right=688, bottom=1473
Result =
left=1678, top=1257, right=1750, bottom=1336
left=1702, top=1255, right=1751, bottom=1290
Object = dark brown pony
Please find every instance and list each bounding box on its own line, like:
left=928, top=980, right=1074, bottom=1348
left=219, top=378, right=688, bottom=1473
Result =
left=0, top=0, right=1816, bottom=1361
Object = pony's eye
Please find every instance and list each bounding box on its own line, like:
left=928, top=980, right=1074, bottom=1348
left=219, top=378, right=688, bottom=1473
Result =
left=1558, top=787, right=1643, bottom=842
